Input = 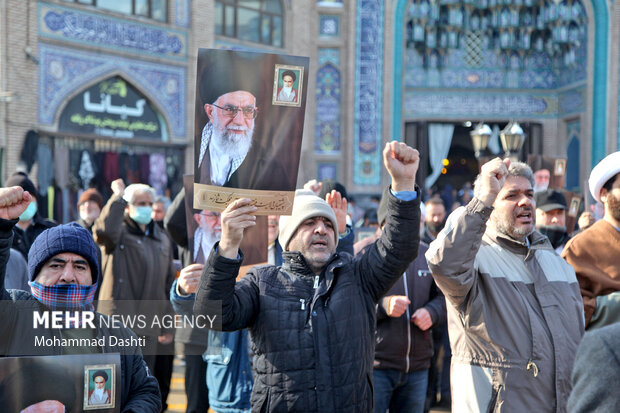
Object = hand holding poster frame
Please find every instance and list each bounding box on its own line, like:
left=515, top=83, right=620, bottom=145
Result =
left=193, top=49, right=309, bottom=215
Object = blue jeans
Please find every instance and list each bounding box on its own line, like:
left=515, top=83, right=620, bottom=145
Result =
left=373, top=368, right=428, bottom=413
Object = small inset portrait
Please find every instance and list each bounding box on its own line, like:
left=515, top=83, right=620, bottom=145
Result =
left=554, top=159, right=566, bottom=176
left=273, top=65, right=303, bottom=107
left=84, top=365, right=115, bottom=410
left=568, top=196, right=581, bottom=218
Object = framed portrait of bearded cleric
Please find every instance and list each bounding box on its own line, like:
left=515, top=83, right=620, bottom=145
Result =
left=184, top=175, right=266, bottom=268
left=193, top=48, right=309, bottom=215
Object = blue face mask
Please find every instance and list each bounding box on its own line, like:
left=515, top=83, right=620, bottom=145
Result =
left=130, top=206, right=153, bottom=225
left=19, top=201, right=37, bottom=221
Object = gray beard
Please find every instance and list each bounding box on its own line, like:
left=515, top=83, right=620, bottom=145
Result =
left=493, top=217, right=534, bottom=242
left=212, top=121, right=254, bottom=159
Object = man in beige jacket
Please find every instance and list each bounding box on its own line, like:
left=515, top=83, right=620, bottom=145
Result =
left=426, top=158, right=584, bottom=413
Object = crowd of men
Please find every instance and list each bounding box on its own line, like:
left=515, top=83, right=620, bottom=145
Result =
left=0, top=142, right=619, bottom=413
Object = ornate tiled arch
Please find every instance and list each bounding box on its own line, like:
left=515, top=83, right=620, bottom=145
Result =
left=393, top=0, right=607, bottom=167
left=38, top=44, right=186, bottom=139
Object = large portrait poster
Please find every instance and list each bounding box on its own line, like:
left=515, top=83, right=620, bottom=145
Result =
left=0, top=353, right=121, bottom=413
left=193, top=49, right=309, bottom=215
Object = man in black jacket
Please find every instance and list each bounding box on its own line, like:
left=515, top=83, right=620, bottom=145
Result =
left=5, top=172, right=56, bottom=261
left=0, top=186, right=161, bottom=412
left=359, top=189, right=445, bottom=413
left=195, top=141, right=421, bottom=412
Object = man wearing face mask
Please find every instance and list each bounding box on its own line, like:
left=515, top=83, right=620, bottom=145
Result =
left=93, top=179, right=176, bottom=375
left=534, top=189, right=570, bottom=253
left=5, top=172, right=56, bottom=261
left=0, top=186, right=161, bottom=411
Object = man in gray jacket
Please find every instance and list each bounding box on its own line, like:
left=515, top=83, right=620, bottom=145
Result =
left=426, top=158, right=584, bottom=413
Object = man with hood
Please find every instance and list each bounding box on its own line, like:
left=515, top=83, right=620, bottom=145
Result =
left=0, top=185, right=161, bottom=411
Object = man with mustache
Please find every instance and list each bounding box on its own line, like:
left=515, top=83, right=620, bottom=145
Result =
left=197, top=90, right=257, bottom=187
left=195, top=141, right=421, bottom=412
left=562, top=151, right=620, bottom=329
left=426, top=158, right=584, bottom=412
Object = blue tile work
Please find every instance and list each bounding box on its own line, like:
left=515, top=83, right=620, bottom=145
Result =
left=404, top=33, right=586, bottom=90
left=403, top=91, right=557, bottom=119
left=38, top=44, right=186, bottom=139
left=315, top=63, right=341, bottom=154
left=318, top=48, right=340, bottom=67
left=319, top=15, right=340, bottom=37
left=317, top=162, right=338, bottom=181
left=566, top=121, right=581, bottom=190
left=559, top=87, right=586, bottom=116
left=175, top=0, right=190, bottom=28
left=38, top=2, right=187, bottom=61
left=354, top=0, right=383, bottom=186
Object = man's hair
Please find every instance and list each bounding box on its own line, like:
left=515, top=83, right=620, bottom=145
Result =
left=153, top=195, right=170, bottom=208
left=425, top=197, right=445, bottom=207
left=123, top=184, right=156, bottom=204
left=602, top=172, right=620, bottom=193
left=93, top=370, right=108, bottom=382
left=282, top=70, right=296, bottom=82
left=474, top=161, right=534, bottom=198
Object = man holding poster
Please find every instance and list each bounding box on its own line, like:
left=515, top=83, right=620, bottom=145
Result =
left=195, top=141, right=421, bottom=412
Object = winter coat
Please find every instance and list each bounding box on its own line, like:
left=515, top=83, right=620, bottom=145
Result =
left=561, top=219, right=620, bottom=327
left=426, top=200, right=585, bottom=413
left=371, top=242, right=446, bottom=373
left=11, top=214, right=57, bottom=260
left=93, top=194, right=175, bottom=337
left=195, top=190, right=420, bottom=412
left=0, top=219, right=161, bottom=412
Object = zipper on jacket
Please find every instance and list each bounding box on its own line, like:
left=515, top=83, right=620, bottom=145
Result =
left=300, top=299, right=306, bottom=310
left=313, top=275, right=319, bottom=289
left=403, top=272, right=411, bottom=373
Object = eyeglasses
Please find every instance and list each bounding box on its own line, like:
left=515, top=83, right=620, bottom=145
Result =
left=200, top=212, right=220, bottom=220
left=211, top=104, right=258, bottom=119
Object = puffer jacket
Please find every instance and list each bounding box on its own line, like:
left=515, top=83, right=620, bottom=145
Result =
left=195, top=189, right=420, bottom=412
left=426, top=200, right=584, bottom=413
left=372, top=242, right=446, bottom=373
left=0, top=219, right=161, bottom=412
left=93, top=194, right=175, bottom=337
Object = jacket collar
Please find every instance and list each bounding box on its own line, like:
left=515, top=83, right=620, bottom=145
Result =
left=123, top=214, right=159, bottom=239
left=484, top=224, right=553, bottom=255
left=281, top=251, right=346, bottom=297
left=281, top=251, right=317, bottom=278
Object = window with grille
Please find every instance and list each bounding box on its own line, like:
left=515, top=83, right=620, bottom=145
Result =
left=464, top=30, right=483, bottom=68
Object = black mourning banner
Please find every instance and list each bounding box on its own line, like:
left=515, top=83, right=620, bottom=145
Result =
left=59, top=76, right=163, bottom=139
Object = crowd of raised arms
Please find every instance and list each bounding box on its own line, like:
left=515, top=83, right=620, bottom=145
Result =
left=1, top=144, right=619, bottom=413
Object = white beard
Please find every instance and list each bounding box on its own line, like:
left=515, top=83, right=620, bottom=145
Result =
left=212, top=112, right=254, bottom=159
